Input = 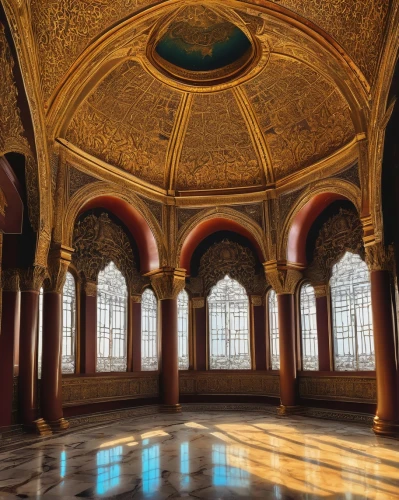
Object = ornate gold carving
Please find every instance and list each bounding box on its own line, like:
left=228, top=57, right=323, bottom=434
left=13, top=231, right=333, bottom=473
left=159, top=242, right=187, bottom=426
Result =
left=299, top=375, right=377, bottom=403
left=306, top=208, right=364, bottom=283
left=0, top=188, right=8, bottom=216
left=176, top=91, right=263, bottom=190
left=45, top=245, right=73, bottom=293
left=149, top=267, right=186, bottom=300
left=131, top=293, right=142, bottom=303
left=332, top=163, right=361, bottom=188
left=365, top=242, right=395, bottom=273
left=2, top=269, right=20, bottom=292
left=137, top=195, right=163, bottom=228
left=250, top=295, right=263, bottom=306
left=179, top=371, right=280, bottom=397
left=264, top=261, right=302, bottom=295
left=62, top=374, right=159, bottom=406
left=18, top=266, right=47, bottom=292
left=313, top=284, right=328, bottom=298
left=198, top=239, right=266, bottom=295
left=69, top=166, right=99, bottom=198
left=66, top=61, right=182, bottom=189
left=84, top=280, right=97, bottom=297
left=0, top=22, right=29, bottom=156
left=72, top=212, right=143, bottom=293
left=244, top=56, right=355, bottom=181
left=192, top=297, right=205, bottom=309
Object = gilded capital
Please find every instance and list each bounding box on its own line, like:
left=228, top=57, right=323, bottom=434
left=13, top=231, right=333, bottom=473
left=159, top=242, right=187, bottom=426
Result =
left=250, top=295, right=263, bottom=306
left=84, top=280, right=97, bottom=297
left=148, top=267, right=186, bottom=300
left=131, top=293, right=142, bottom=304
left=365, top=242, right=394, bottom=272
left=2, top=269, right=19, bottom=292
left=313, top=284, right=328, bottom=298
left=45, top=245, right=74, bottom=293
left=192, top=297, right=205, bottom=309
left=18, top=266, right=47, bottom=292
left=263, top=261, right=302, bottom=295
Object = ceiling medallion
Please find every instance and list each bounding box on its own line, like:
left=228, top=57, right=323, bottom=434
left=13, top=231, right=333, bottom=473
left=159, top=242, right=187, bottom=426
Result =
left=145, top=5, right=267, bottom=92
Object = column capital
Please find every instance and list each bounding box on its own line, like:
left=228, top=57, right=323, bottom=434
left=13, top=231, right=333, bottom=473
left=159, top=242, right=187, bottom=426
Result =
left=45, top=245, right=74, bottom=293
left=313, top=284, right=329, bottom=298
left=192, top=297, right=205, bottom=309
left=18, top=265, right=47, bottom=292
left=365, top=242, right=394, bottom=272
left=147, top=267, right=186, bottom=300
left=130, top=293, right=142, bottom=303
left=250, top=295, right=263, bottom=306
left=2, top=269, right=20, bottom=292
left=263, top=260, right=302, bottom=295
left=83, top=279, right=97, bottom=297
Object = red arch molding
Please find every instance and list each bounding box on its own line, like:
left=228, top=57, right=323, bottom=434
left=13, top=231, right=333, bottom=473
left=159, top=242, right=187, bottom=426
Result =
left=179, top=217, right=264, bottom=275
left=79, top=196, right=159, bottom=273
left=287, top=192, right=348, bottom=266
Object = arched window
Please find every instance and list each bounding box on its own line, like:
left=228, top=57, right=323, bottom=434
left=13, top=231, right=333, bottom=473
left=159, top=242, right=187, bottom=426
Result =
left=330, top=252, right=375, bottom=371
left=38, top=287, right=44, bottom=379
left=300, top=283, right=318, bottom=371
left=96, top=262, right=128, bottom=372
left=208, top=275, right=251, bottom=370
left=268, top=289, right=279, bottom=370
left=178, top=290, right=189, bottom=370
left=62, top=272, right=76, bottom=374
left=141, top=289, right=158, bottom=371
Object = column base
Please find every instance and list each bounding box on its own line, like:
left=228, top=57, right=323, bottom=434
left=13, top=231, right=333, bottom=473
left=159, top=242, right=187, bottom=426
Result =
left=373, top=416, right=399, bottom=438
left=33, top=418, right=53, bottom=436
left=160, top=404, right=182, bottom=414
left=49, top=418, right=70, bottom=433
left=277, top=405, right=304, bottom=416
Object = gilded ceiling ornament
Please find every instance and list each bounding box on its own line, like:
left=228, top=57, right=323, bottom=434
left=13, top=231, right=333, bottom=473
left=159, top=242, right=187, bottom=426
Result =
left=72, top=212, right=143, bottom=293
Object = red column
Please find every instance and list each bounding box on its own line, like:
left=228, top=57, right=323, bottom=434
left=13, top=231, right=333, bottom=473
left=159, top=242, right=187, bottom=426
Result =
left=370, top=270, right=399, bottom=436
left=253, top=298, right=266, bottom=371
left=132, top=297, right=142, bottom=372
left=193, top=298, right=206, bottom=370
left=314, top=285, right=331, bottom=371
left=41, top=291, right=69, bottom=431
left=80, top=280, right=96, bottom=374
left=277, top=294, right=298, bottom=411
left=161, top=299, right=180, bottom=409
left=0, top=274, right=20, bottom=427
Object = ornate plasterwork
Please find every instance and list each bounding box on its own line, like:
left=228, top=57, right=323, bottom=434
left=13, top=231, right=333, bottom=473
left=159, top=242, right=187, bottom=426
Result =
left=149, top=266, right=186, bottom=300
left=299, top=375, right=377, bottom=403
left=198, top=239, right=266, bottom=295
left=244, top=55, right=355, bottom=181
left=264, top=261, right=302, bottom=294
left=332, top=163, right=361, bottom=188
left=365, top=242, right=395, bottom=272
left=138, top=195, right=163, bottom=228
left=69, top=166, right=99, bottom=198
left=72, top=212, right=143, bottom=292
left=18, top=265, right=47, bottom=292
left=176, top=91, right=263, bottom=190
left=65, top=60, right=182, bottom=189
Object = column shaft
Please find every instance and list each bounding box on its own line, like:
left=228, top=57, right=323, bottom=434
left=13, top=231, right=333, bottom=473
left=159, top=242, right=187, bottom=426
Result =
left=80, top=288, right=96, bottom=373
left=315, top=296, right=331, bottom=371
left=194, top=305, right=206, bottom=370
left=277, top=294, right=297, bottom=407
left=254, top=303, right=267, bottom=370
left=161, top=299, right=179, bottom=408
left=132, top=301, right=142, bottom=372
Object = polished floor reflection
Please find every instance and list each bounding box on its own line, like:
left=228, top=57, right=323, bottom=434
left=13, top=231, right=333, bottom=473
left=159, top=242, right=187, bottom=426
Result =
left=0, top=411, right=399, bottom=498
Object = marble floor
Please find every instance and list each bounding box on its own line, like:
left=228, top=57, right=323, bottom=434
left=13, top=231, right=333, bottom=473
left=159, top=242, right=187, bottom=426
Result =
left=0, top=412, right=399, bottom=499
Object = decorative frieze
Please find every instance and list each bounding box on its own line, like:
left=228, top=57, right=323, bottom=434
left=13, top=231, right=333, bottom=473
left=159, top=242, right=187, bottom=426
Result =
left=62, top=374, right=159, bottom=406
left=299, top=376, right=377, bottom=403
left=179, top=372, right=280, bottom=397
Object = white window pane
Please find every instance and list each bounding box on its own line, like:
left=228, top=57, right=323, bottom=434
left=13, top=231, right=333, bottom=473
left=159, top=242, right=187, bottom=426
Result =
left=141, top=289, right=158, bottom=371
left=178, top=290, right=189, bottom=370
left=268, top=290, right=279, bottom=370
left=300, top=284, right=319, bottom=371
left=62, top=272, right=76, bottom=374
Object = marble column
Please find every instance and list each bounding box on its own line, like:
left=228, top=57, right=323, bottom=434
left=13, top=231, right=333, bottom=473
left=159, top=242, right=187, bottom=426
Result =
left=150, top=267, right=186, bottom=412
left=264, top=261, right=302, bottom=415
left=366, top=243, right=399, bottom=437
left=18, top=266, right=50, bottom=434
left=313, top=284, right=331, bottom=371
left=0, top=270, right=20, bottom=427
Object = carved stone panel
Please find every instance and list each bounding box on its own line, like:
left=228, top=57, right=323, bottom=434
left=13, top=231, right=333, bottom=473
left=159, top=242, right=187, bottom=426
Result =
left=177, top=208, right=205, bottom=231
left=179, top=371, right=280, bottom=397
left=230, top=204, right=263, bottom=227
left=299, top=375, right=377, bottom=403
left=62, top=374, right=159, bottom=406
left=332, top=163, right=361, bottom=188
left=69, top=166, right=99, bottom=198
left=138, top=195, right=163, bottom=227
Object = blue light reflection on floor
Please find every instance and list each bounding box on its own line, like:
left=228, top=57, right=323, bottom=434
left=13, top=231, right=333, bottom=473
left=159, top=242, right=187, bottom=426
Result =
left=60, top=451, right=66, bottom=479
left=212, top=444, right=249, bottom=488
left=142, top=444, right=160, bottom=495
left=96, top=446, right=122, bottom=495
left=180, top=442, right=190, bottom=487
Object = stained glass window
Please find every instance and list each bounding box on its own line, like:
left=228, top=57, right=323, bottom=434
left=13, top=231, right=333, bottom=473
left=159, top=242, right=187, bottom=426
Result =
left=38, top=287, right=43, bottom=379
left=62, top=272, right=76, bottom=374
left=178, top=290, right=189, bottom=370
left=330, top=252, right=375, bottom=371
left=208, top=275, right=251, bottom=370
left=268, top=289, right=279, bottom=370
left=96, top=262, right=127, bottom=372
left=300, top=283, right=319, bottom=371
left=141, top=288, right=158, bottom=371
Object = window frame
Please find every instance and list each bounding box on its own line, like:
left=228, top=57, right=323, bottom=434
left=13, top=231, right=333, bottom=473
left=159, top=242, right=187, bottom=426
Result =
left=298, top=282, right=319, bottom=371
left=141, top=287, right=159, bottom=371
left=61, top=271, right=77, bottom=374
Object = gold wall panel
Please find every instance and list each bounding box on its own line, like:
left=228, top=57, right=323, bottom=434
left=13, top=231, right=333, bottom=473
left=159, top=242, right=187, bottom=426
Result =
left=31, top=0, right=161, bottom=101
left=299, top=375, right=377, bottom=403
left=66, top=61, right=182, bottom=189
left=244, top=56, right=355, bottom=181
left=179, top=371, right=280, bottom=397
left=62, top=374, right=159, bottom=406
left=176, top=91, right=263, bottom=190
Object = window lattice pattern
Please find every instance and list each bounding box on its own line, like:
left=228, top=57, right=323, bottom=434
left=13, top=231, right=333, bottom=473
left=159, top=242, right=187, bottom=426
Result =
left=330, top=252, right=375, bottom=371
left=62, top=272, right=76, bottom=374
left=268, top=290, right=280, bottom=370
left=96, top=262, right=128, bottom=372
left=208, top=275, right=251, bottom=370
left=141, top=289, right=158, bottom=371
left=300, top=284, right=319, bottom=371
left=38, top=287, right=43, bottom=379
left=178, top=290, right=189, bottom=370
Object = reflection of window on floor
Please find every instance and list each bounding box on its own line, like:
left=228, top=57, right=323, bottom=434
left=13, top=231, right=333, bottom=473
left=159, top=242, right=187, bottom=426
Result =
left=60, top=451, right=66, bottom=479
left=212, top=444, right=249, bottom=488
left=142, top=444, right=160, bottom=494
left=180, top=442, right=190, bottom=488
left=96, top=446, right=122, bottom=495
